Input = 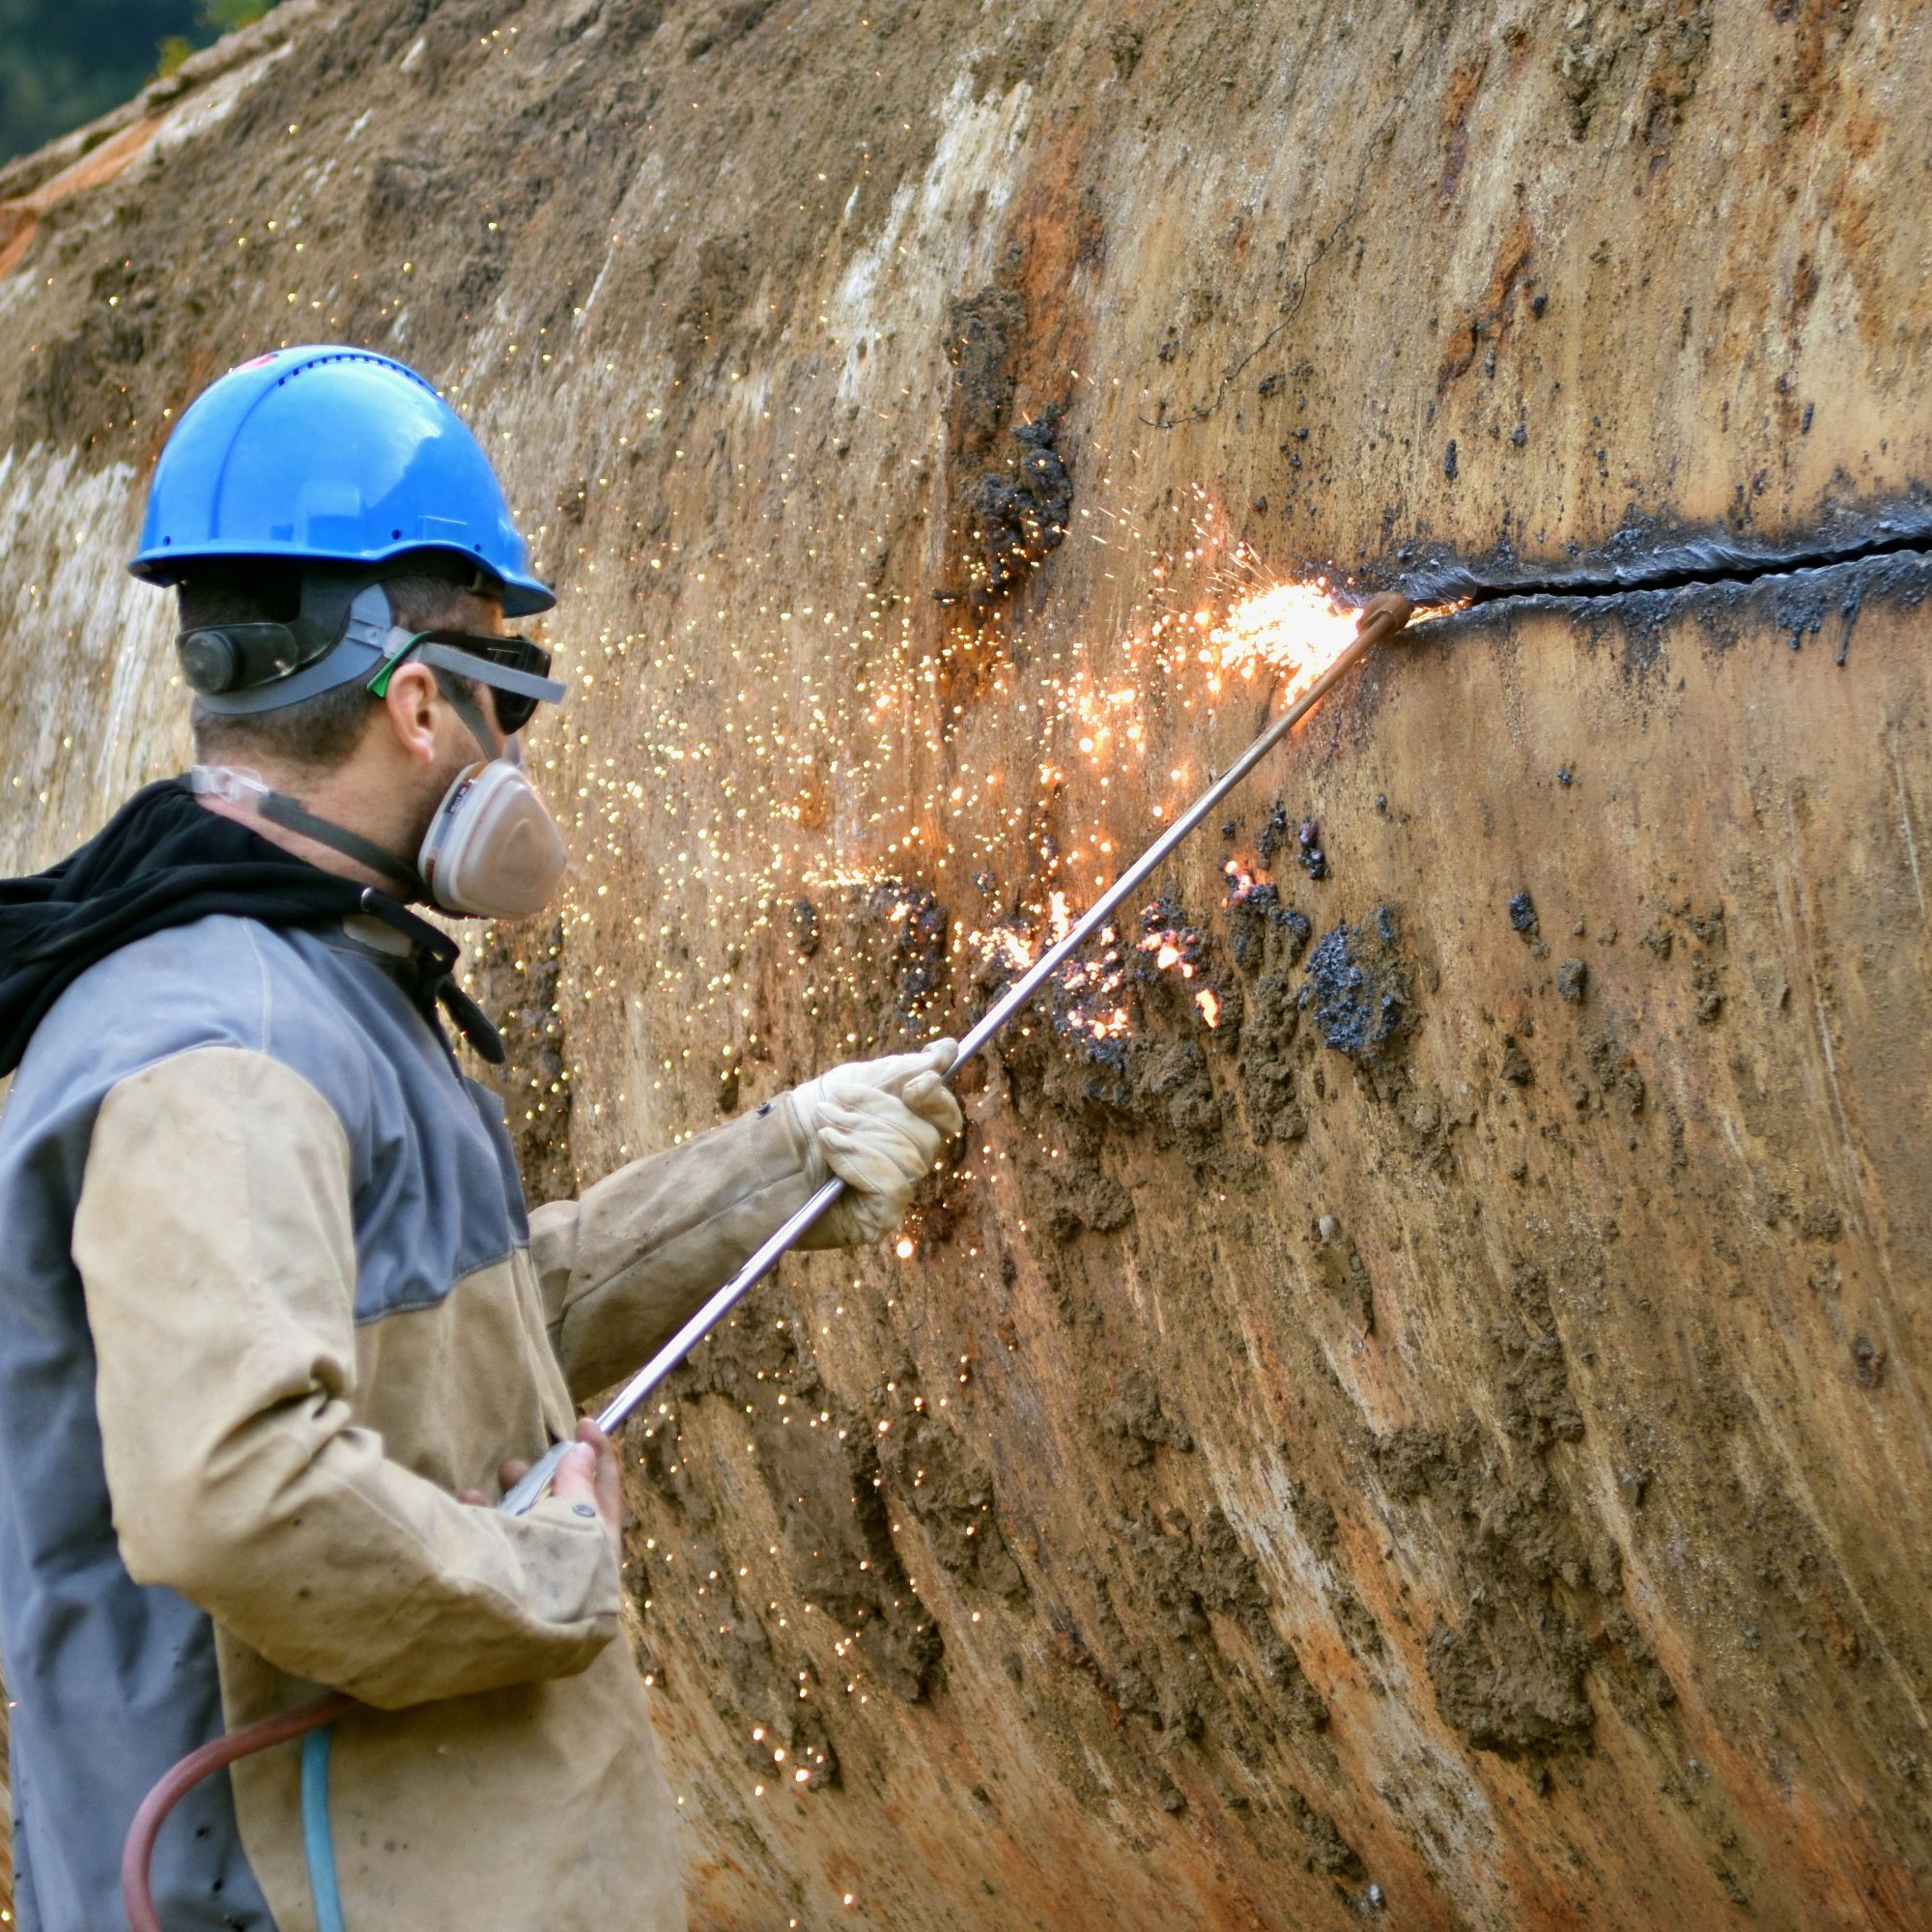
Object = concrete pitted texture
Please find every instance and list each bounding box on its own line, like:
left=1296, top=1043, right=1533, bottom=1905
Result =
left=1, top=3, right=1929, bottom=1926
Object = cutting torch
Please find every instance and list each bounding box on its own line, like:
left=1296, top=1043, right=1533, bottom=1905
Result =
left=501, top=588, right=1416, bottom=1512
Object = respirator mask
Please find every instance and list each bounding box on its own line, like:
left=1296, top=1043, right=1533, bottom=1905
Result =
left=191, top=611, right=570, bottom=921
left=386, top=632, right=570, bottom=919
left=415, top=730, right=569, bottom=919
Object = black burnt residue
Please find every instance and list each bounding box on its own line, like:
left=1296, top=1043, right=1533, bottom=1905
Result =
left=1369, top=499, right=1932, bottom=684
left=1250, top=800, right=1323, bottom=885
left=871, top=881, right=948, bottom=1032
left=971, top=407, right=1073, bottom=608
left=1300, top=906, right=1410, bottom=1059
left=1385, top=495, right=1932, bottom=610
left=946, top=278, right=1026, bottom=462
left=1763, top=558, right=1905, bottom=666
left=971, top=922, right=1126, bottom=1075
left=1059, top=970, right=1132, bottom=1073
left=1224, top=872, right=1315, bottom=1141
left=1508, top=891, right=1539, bottom=939
left=1295, top=817, right=1326, bottom=881
left=1223, top=876, right=1312, bottom=976
left=789, top=896, right=820, bottom=958
left=1133, top=895, right=1208, bottom=984
left=1258, top=802, right=1293, bottom=865
left=939, top=272, right=1074, bottom=615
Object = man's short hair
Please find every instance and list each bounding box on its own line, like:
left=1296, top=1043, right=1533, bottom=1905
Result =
left=180, top=557, right=497, bottom=772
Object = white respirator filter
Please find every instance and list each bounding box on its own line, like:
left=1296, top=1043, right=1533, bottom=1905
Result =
left=417, top=753, right=568, bottom=919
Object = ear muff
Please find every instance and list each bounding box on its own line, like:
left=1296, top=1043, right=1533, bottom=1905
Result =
left=177, top=624, right=306, bottom=696
left=178, top=629, right=242, bottom=695
left=174, top=573, right=394, bottom=715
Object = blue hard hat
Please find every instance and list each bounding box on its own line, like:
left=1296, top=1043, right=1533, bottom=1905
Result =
left=129, top=346, right=554, bottom=616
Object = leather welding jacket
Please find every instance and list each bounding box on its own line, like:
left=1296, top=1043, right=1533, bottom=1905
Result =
left=0, top=909, right=831, bottom=1931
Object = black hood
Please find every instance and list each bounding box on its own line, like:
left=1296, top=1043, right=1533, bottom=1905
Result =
left=0, top=779, right=503, bottom=1076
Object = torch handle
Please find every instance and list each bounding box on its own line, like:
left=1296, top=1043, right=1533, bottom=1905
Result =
left=500, top=1174, right=850, bottom=1517
left=500, top=592, right=1413, bottom=1517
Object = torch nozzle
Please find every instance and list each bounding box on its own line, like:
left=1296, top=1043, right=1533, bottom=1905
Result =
left=1354, top=590, right=1416, bottom=640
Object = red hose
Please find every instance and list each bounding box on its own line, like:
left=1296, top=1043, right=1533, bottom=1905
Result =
left=121, top=1690, right=354, bottom=1932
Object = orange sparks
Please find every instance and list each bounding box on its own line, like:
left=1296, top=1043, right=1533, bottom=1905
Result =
left=984, top=928, right=1034, bottom=976
left=1196, top=988, right=1221, bottom=1027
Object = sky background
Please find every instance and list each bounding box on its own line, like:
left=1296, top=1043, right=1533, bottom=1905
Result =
left=0, top=0, right=270, bottom=165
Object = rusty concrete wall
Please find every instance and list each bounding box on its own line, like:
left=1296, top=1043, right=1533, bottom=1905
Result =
left=1, top=3, right=1928, bottom=1927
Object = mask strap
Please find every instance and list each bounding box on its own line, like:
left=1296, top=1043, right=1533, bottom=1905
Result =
left=192, top=766, right=421, bottom=893
left=434, top=676, right=505, bottom=765
left=354, top=889, right=507, bottom=1065
left=255, top=792, right=423, bottom=892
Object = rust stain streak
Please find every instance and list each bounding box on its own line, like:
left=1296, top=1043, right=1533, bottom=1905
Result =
left=0, top=118, right=161, bottom=284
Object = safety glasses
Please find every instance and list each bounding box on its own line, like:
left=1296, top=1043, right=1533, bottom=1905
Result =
left=366, top=630, right=566, bottom=735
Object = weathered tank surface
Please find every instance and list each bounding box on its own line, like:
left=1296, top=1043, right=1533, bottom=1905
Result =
left=1, top=3, right=1928, bottom=1926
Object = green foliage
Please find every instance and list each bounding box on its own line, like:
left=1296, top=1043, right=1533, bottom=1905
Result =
left=201, top=0, right=268, bottom=31
left=0, top=0, right=278, bottom=166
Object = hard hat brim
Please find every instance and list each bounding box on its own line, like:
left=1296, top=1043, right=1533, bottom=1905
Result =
left=129, top=538, right=555, bottom=617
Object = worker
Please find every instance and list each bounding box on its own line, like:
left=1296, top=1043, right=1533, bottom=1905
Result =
left=0, top=346, right=962, bottom=1932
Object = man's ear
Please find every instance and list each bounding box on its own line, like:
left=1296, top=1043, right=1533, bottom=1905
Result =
left=381, top=662, right=446, bottom=766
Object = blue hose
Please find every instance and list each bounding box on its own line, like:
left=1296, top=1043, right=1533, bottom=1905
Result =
left=299, top=1721, right=348, bottom=1932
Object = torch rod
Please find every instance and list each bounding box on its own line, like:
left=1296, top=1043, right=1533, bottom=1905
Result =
left=502, top=591, right=1415, bottom=1516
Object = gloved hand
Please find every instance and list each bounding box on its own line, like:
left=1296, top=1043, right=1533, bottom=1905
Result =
left=786, top=1038, right=963, bottom=1245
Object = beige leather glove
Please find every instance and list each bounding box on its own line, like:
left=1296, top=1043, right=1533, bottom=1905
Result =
left=785, top=1038, right=963, bottom=1245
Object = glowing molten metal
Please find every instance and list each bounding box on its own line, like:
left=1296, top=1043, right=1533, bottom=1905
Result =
left=1208, top=580, right=1370, bottom=698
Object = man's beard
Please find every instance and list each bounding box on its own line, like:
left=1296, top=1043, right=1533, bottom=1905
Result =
left=399, top=747, right=481, bottom=885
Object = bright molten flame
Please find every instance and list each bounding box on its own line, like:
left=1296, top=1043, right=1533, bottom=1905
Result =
left=1205, top=579, right=1360, bottom=701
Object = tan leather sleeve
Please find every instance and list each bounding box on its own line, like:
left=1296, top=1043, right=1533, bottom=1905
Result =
left=529, top=1095, right=836, bottom=1400
left=72, top=1046, right=622, bottom=1711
